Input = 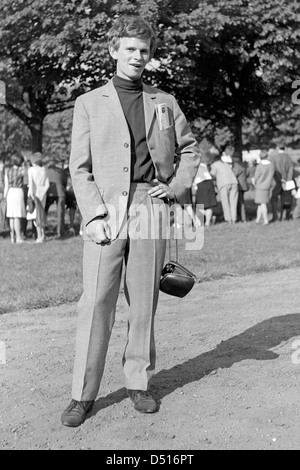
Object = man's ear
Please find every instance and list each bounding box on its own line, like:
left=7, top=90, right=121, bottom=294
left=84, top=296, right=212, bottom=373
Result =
left=109, top=45, right=118, bottom=60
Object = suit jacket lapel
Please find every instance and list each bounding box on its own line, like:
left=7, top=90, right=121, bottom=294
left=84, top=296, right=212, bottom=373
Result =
left=143, top=84, right=157, bottom=137
left=99, top=79, right=127, bottom=125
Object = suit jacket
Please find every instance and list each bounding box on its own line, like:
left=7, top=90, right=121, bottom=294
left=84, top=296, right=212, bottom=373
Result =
left=69, top=79, right=201, bottom=239
left=210, top=160, right=238, bottom=191
left=268, top=151, right=294, bottom=181
left=46, top=166, right=67, bottom=198
left=232, top=160, right=249, bottom=192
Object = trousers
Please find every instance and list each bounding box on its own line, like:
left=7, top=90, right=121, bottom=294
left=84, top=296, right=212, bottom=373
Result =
left=45, top=194, right=66, bottom=236
left=218, top=183, right=238, bottom=223
left=72, top=183, right=168, bottom=401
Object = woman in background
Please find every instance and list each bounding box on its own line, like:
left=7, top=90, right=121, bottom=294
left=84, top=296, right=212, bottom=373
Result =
left=193, top=161, right=217, bottom=226
left=253, top=150, right=275, bottom=225
left=4, top=153, right=26, bottom=244
left=27, top=152, right=50, bottom=243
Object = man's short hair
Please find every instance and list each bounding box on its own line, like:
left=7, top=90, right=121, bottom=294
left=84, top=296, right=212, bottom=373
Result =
left=107, top=15, right=158, bottom=58
left=268, top=142, right=277, bottom=150
left=259, top=149, right=268, bottom=160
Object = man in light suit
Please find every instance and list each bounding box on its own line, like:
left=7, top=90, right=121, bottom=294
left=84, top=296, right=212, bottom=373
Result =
left=61, top=15, right=200, bottom=427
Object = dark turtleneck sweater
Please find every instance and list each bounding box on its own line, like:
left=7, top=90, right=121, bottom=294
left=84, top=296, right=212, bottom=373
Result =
left=113, top=75, right=155, bottom=183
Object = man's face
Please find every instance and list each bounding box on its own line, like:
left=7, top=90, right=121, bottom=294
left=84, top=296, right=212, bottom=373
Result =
left=109, top=37, right=151, bottom=81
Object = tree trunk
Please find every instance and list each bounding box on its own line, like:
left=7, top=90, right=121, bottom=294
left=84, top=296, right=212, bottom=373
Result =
left=233, top=114, right=243, bottom=159
left=30, top=120, right=44, bottom=153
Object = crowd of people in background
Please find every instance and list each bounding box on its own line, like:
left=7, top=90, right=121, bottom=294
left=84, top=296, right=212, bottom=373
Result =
left=177, top=143, right=300, bottom=229
left=0, top=142, right=299, bottom=245
left=0, top=151, right=81, bottom=244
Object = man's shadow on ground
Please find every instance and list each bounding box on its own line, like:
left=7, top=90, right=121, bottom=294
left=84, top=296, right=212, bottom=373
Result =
left=90, top=313, right=300, bottom=416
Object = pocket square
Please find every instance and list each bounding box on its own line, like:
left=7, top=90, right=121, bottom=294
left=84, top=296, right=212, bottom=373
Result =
left=155, top=103, right=173, bottom=130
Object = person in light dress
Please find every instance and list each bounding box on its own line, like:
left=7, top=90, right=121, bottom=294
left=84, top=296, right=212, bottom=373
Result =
left=27, top=152, right=50, bottom=242
left=3, top=153, right=26, bottom=244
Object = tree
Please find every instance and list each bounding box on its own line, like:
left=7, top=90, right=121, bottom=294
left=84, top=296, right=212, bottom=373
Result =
left=0, top=0, right=166, bottom=154
left=0, top=0, right=116, bottom=152
left=153, top=0, right=300, bottom=155
left=1, top=0, right=300, bottom=159
left=43, top=109, right=73, bottom=165
left=243, top=100, right=300, bottom=150
left=0, top=107, right=31, bottom=158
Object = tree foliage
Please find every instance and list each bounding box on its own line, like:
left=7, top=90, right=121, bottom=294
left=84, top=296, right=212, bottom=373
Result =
left=0, top=0, right=300, bottom=158
left=0, top=0, right=113, bottom=152
left=154, top=0, right=300, bottom=152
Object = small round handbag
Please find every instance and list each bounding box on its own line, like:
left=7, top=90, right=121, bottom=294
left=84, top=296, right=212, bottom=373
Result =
left=26, top=196, right=35, bottom=214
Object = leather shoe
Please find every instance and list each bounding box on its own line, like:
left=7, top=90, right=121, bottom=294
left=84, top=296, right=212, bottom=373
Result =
left=61, top=399, right=94, bottom=427
left=127, top=389, right=158, bottom=413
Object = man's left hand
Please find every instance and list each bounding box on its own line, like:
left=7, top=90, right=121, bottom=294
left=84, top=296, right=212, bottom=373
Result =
left=148, top=179, right=175, bottom=200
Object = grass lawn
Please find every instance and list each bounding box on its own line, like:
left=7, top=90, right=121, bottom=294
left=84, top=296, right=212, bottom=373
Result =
left=0, top=198, right=299, bottom=314
left=0, top=236, right=83, bottom=314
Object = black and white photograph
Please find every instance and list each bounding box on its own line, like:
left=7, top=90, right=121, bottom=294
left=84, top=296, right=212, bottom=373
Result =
left=0, top=0, right=300, bottom=452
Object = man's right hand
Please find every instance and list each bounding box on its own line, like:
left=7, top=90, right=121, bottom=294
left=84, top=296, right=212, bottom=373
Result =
left=85, top=218, right=111, bottom=245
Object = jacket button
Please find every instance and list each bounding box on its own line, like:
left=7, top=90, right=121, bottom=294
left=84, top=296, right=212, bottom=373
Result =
left=124, top=143, right=129, bottom=148
left=123, top=167, right=129, bottom=172
left=122, top=191, right=128, bottom=196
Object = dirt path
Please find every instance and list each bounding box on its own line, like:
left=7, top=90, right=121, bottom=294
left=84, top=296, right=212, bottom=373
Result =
left=1, top=267, right=300, bottom=450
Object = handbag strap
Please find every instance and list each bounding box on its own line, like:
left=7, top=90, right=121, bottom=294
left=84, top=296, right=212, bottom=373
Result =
left=167, top=204, right=199, bottom=283
left=168, top=203, right=179, bottom=262
left=168, top=226, right=179, bottom=262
